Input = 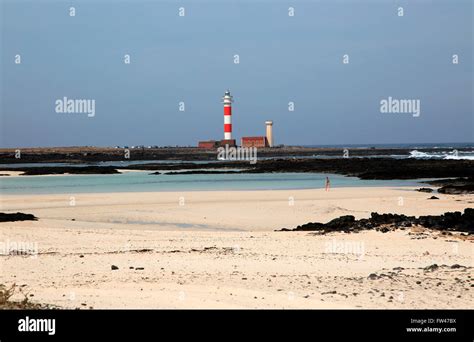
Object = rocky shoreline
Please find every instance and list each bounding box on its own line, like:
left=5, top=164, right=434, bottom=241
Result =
left=6, top=166, right=120, bottom=176
left=278, top=208, right=474, bottom=234
left=423, top=177, right=474, bottom=194
left=2, top=146, right=471, bottom=164
left=2, top=158, right=473, bottom=181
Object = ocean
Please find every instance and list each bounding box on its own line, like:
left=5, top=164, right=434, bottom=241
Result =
left=303, top=143, right=474, bottom=160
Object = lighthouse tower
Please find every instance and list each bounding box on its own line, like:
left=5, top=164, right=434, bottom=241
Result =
left=222, top=90, right=233, bottom=140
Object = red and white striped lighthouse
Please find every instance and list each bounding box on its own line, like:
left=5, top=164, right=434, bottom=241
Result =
left=222, top=90, right=233, bottom=140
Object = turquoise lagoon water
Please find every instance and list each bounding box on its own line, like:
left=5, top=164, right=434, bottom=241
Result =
left=0, top=172, right=424, bottom=195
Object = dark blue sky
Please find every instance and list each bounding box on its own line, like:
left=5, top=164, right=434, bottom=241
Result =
left=1, top=0, right=472, bottom=147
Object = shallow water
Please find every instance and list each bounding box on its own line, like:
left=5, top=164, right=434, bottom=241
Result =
left=0, top=171, right=424, bottom=195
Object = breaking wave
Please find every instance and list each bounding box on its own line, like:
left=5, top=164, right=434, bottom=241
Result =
left=409, top=150, right=474, bottom=160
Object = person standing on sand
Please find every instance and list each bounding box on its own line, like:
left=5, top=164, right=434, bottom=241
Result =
left=325, top=176, right=330, bottom=191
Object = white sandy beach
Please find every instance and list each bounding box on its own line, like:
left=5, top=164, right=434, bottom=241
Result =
left=0, top=187, right=473, bottom=308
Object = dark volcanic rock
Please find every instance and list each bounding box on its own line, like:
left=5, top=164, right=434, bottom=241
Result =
left=425, top=177, right=474, bottom=195
left=4, top=157, right=473, bottom=180
left=425, top=177, right=474, bottom=187
left=0, top=212, right=38, bottom=222
left=417, top=211, right=463, bottom=229
left=424, top=264, right=439, bottom=272
left=7, top=166, right=120, bottom=176
left=369, top=212, right=413, bottom=225
left=294, top=222, right=325, bottom=231
left=450, top=264, right=464, bottom=269
left=417, top=188, right=434, bottom=193
left=240, top=158, right=473, bottom=180
left=278, top=208, right=474, bottom=234
left=324, top=215, right=356, bottom=231
left=2, top=146, right=472, bottom=164
left=428, top=196, right=439, bottom=200
left=293, top=215, right=355, bottom=232
left=464, top=208, right=474, bottom=219
left=438, top=184, right=474, bottom=195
